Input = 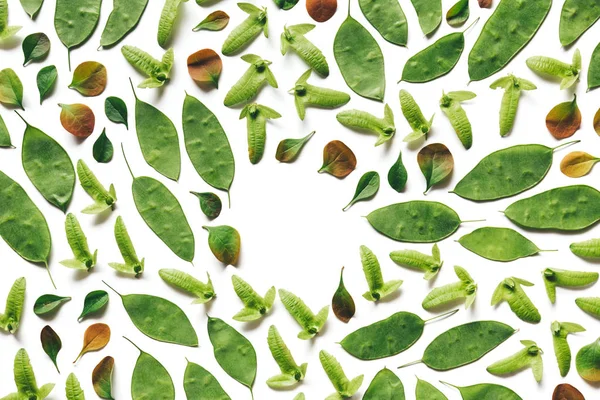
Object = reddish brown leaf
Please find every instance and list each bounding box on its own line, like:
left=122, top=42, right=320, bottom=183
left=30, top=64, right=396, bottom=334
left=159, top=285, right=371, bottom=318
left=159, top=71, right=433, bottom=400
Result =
left=319, top=140, right=356, bottom=178
left=478, top=0, right=492, bottom=7
left=187, top=49, right=222, bottom=89
left=417, top=143, right=454, bottom=194
left=306, top=0, right=337, bottom=22
left=546, top=95, right=581, bottom=139
left=59, top=103, right=95, bottom=137
left=69, top=61, right=107, bottom=97
left=553, top=384, right=584, bottom=400
left=192, top=11, right=230, bottom=32
left=594, top=107, right=600, bottom=135
left=73, top=323, right=110, bottom=363
left=332, top=267, right=355, bottom=323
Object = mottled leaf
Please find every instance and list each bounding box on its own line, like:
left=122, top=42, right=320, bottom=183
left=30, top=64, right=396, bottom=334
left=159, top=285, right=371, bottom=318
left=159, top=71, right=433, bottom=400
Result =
left=191, top=191, right=222, bottom=219
left=92, top=356, right=115, bottom=400
left=446, top=0, right=469, bottom=27
left=319, top=140, right=356, bottom=178
left=104, top=96, right=128, bottom=129
left=332, top=267, right=355, bottom=323
left=193, top=11, right=229, bottom=31
left=78, top=290, right=109, bottom=322
left=0, top=68, right=24, bottom=109
left=306, top=0, right=337, bottom=22
left=59, top=103, right=95, bottom=137
left=546, top=95, right=581, bottom=139
left=203, top=225, right=241, bottom=265
left=275, top=131, right=315, bottom=163
left=560, top=151, right=599, bottom=178
left=417, top=143, right=454, bottom=194
left=34, top=294, right=71, bottom=315
left=69, top=61, right=107, bottom=97
left=22, top=32, right=50, bottom=66
left=343, top=171, right=380, bottom=211
left=74, top=323, right=111, bottom=363
left=37, top=65, right=57, bottom=104
left=0, top=113, right=13, bottom=147
left=93, top=129, right=113, bottom=163
left=478, top=0, right=492, bottom=7
left=553, top=384, right=584, bottom=400
left=187, top=49, right=222, bottom=89
left=388, top=149, right=407, bottom=192
left=40, top=325, right=61, bottom=373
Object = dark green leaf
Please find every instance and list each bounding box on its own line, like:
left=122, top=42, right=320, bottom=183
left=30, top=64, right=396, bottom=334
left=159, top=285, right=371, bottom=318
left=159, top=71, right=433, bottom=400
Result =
left=446, top=0, right=470, bottom=27
left=34, top=294, right=71, bottom=315
left=22, top=32, right=50, bottom=66
left=343, top=171, right=380, bottom=211
left=332, top=267, right=355, bottom=323
left=104, top=96, right=128, bottom=129
left=36, top=65, right=57, bottom=105
left=40, top=325, right=62, bottom=373
left=93, top=129, right=114, bottom=163
left=78, top=290, right=109, bottom=322
left=273, top=0, right=299, bottom=10
left=190, top=191, right=222, bottom=219
left=388, top=149, right=407, bottom=192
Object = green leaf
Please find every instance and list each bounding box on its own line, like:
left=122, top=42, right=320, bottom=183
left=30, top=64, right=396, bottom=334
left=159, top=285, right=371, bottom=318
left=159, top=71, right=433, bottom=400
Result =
left=203, top=225, right=241, bottom=265
left=33, top=295, right=71, bottom=315
left=78, top=290, right=109, bottom=322
left=0, top=113, right=13, bottom=148
left=36, top=65, right=57, bottom=104
left=446, top=0, right=469, bottom=27
left=190, top=191, right=221, bottom=219
left=40, top=325, right=61, bottom=373
left=275, top=131, right=315, bottom=163
left=332, top=267, right=355, bottom=323
left=417, top=143, right=454, bottom=194
left=92, top=356, right=114, bottom=400
left=93, top=129, right=113, bottom=163
left=104, top=96, right=128, bottom=129
left=193, top=10, right=229, bottom=31
left=343, top=171, right=380, bottom=211
left=0, top=68, right=24, bottom=109
left=69, top=61, right=107, bottom=97
left=22, top=32, right=50, bottom=66
left=19, top=0, right=44, bottom=19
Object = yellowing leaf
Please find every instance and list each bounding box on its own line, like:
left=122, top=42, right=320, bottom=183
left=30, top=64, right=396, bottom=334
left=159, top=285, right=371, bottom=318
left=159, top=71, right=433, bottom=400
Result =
left=69, top=61, right=107, bottom=97
left=73, top=323, right=110, bottom=363
left=319, top=140, right=356, bottom=178
left=560, top=151, right=600, bottom=178
left=59, top=103, right=95, bottom=137
left=193, top=11, right=230, bottom=31
left=187, top=49, right=222, bottom=89
left=546, top=95, right=581, bottom=139
left=417, top=143, right=454, bottom=194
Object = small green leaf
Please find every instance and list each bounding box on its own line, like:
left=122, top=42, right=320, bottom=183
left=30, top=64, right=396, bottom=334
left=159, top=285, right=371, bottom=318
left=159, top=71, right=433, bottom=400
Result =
left=275, top=131, right=315, bottom=163
left=388, top=149, right=408, bottom=192
left=343, top=171, right=380, bottom=211
left=93, top=129, right=113, bottom=163
left=0, top=68, right=24, bottom=109
left=22, top=32, right=50, bottom=66
left=417, top=143, right=454, bottom=194
left=332, top=267, right=355, bottom=323
left=33, top=294, right=71, bottom=315
left=0, top=113, right=13, bottom=148
left=78, top=290, right=109, bottom=322
left=190, top=191, right=222, bottom=219
left=40, top=325, right=62, bottom=373
left=203, top=225, right=241, bottom=265
left=69, top=61, right=107, bottom=97
left=193, top=10, right=230, bottom=31
left=36, top=65, right=57, bottom=104
left=446, top=0, right=469, bottom=27
left=104, top=96, right=128, bottom=129
left=19, top=0, right=44, bottom=19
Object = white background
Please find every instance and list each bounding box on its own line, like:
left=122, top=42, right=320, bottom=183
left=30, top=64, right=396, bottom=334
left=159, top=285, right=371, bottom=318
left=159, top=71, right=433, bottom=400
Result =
left=0, top=0, right=599, bottom=398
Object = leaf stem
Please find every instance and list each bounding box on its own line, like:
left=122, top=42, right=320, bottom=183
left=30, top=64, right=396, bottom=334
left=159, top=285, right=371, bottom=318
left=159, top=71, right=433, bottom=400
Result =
left=45, top=261, right=56, bottom=289
left=424, top=308, right=459, bottom=324
left=460, top=219, right=486, bottom=223
left=123, top=336, right=143, bottom=353
left=129, top=78, right=138, bottom=100
left=102, top=280, right=122, bottom=297
left=463, top=17, right=480, bottom=35
left=120, top=143, right=135, bottom=179
left=397, top=359, right=422, bottom=369
left=552, top=139, right=580, bottom=152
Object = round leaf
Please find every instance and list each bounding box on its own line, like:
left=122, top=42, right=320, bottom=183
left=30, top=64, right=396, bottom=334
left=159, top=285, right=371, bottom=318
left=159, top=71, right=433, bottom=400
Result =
left=319, top=140, right=357, bottom=178
left=187, top=49, right=222, bottom=89
left=93, top=129, right=114, bottom=163
left=59, top=103, right=95, bottom=137
left=417, top=143, right=454, bottom=194
left=69, top=61, right=107, bottom=97
left=306, top=0, right=337, bottom=22
left=546, top=95, right=581, bottom=139
left=560, top=151, right=600, bottom=178
left=22, top=32, right=50, bottom=66
left=190, top=191, right=222, bottom=219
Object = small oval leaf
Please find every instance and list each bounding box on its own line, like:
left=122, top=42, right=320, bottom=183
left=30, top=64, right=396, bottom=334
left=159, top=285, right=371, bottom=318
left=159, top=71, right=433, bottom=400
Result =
left=203, top=225, right=241, bottom=266
left=69, top=61, right=107, bottom=97
left=560, top=151, right=600, bottom=178
left=37, top=65, right=57, bottom=105
left=34, top=294, right=71, bottom=315
left=93, top=129, right=114, bottom=163
left=190, top=191, right=222, bottom=219
left=594, top=108, right=600, bottom=136
left=59, top=103, right=95, bottom=137
left=332, top=267, right=355, bottom=323
left=187, top=49, right=222, bottom=89
left=553, top=384, right=585, bottom=400
left=343, top=171, right=380, bottom=211
left=193, top=11, right=230, bottom=31
left=275, top=131, right=315, bottom=163
left=22, top=32, right=50, bottom=66
left=307, top=0, right=337, bottom=22
left=104, top=96, right=128, bottom=129
left=546, top=95, right=581, bottom=139
left=319, top=140, right=357, bottom=178
left=446, top=0, right=470, bottom=27
left=92, top=356, right=115, bottom=400
left=417, top=143, right=454, bottom=194
left=0, top=68, right=24, bottom=109
left=78, top=290, right=109, bottom=322
left=74, top=323, right=111, bottom=363
left=40, top=325, right=62, bottom=373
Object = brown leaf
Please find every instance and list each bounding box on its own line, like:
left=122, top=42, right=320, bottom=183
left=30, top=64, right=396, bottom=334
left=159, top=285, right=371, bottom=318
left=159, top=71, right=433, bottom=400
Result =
left=478, top=0, right=492, bottom=7
left=59, top=103, right=95, bottom=137
left=74, top=323, right=110, bottom=363
left=417, top=143, right=454, bottom=194
left=306, top=0, right=337, bottom=22
left=92, top=356, right=115, bottom=400
left=560, top=151, right=600, bottom=177
left=594, top=107, right=600, bottom=135
left=192, top=11, right=230, bottom=32
left=546, top=95, right=581, bottom=139
left=319, top=140, right=356, bottom=178
left=69, top=61, right=107, bottom=97
left=187, top=49, right=222, bottom=89
left=553, top=384, right=584, bottom=400
left=332, top=267, right=355, bottom=323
